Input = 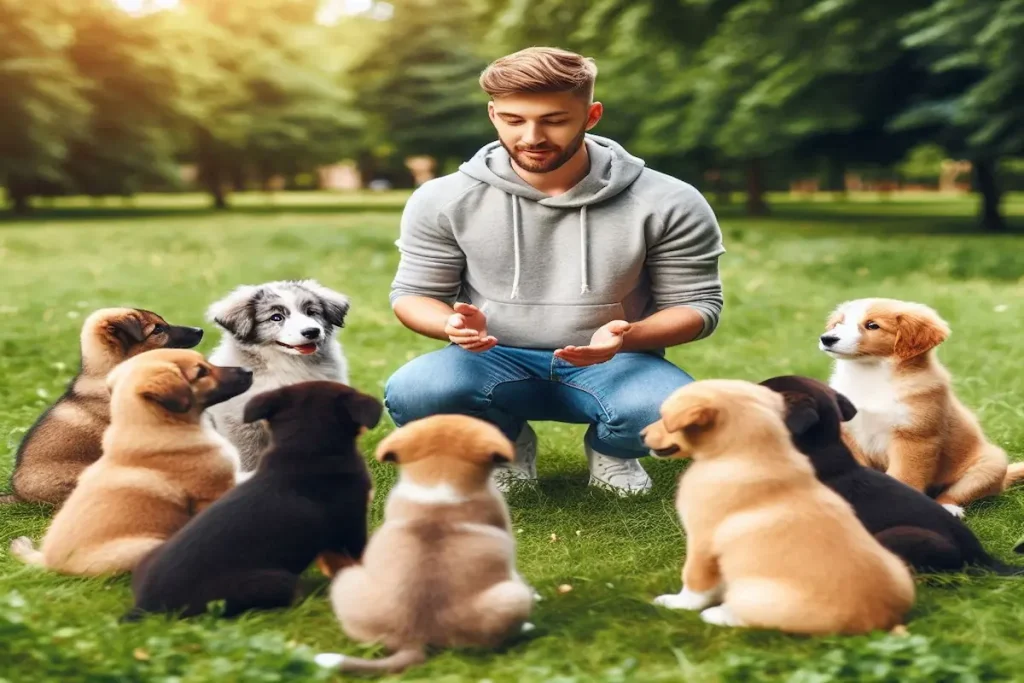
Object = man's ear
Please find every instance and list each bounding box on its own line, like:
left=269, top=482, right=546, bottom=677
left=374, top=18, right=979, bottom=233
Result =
left=243, top=390, right=285, bottom=424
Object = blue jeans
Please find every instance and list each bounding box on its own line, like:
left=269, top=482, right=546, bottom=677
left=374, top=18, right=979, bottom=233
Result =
left=384, top=345, right=694, bottom=458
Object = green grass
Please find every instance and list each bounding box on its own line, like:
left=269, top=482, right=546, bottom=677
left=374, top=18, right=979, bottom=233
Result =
left=2, top=192, right=1024, bottom=682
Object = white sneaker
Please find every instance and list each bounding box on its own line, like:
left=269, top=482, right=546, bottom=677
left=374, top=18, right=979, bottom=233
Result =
left=586, top=443, right=652, bottom=496
left=492, top=423, right=538, bottom=492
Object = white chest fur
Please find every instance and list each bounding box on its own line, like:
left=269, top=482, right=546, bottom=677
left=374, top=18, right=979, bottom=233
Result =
left=830, top=360, right=910, bottom=463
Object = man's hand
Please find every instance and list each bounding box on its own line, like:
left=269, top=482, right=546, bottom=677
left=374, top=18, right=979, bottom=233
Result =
left=554, top=320, right=631, bottom=367
left=445, top=302, right=497, bottom=352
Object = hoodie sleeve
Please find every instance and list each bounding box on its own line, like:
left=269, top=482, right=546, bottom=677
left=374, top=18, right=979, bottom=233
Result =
left=646, top=185, right=725, bottom=340
left=389, top=183, right=466, bottom=307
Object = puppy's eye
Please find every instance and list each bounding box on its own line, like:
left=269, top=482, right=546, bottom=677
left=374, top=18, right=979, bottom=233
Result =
left=865, top=321, right=880, bottom=330
left=270, top=314, right=285, bottom=323
left=305, top=307, right=317, bottom=317
left=151, top=324, right=167, bottom=335
left=195, top=366, right=209, bottom=379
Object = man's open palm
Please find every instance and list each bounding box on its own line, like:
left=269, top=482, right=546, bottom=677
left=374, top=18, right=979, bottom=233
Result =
left=446, top=302, right=497, bottom=352
left=554, top=320, right=631, bottom=367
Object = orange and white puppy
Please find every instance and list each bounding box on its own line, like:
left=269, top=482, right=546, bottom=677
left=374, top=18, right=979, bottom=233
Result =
left=820, top=298, right=1023, bottom=517
left=318, top=415, right=534, bottom=675
left=9, top=349, right=252, bottom=576
left=643, top=380, right=914, bottom=634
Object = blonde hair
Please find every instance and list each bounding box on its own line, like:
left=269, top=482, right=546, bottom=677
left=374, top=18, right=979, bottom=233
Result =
left=479, top=47, right=598, bottom=100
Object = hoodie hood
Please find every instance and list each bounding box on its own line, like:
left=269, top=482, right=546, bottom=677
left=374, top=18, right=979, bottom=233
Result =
left=458, top=134, right=646, bottom=297
left=458, top=133, right=646, bottom=208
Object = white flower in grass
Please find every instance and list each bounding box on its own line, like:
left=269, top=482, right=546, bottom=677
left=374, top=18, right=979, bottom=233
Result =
left=994, top=305, right=1008, bottom=313
left=67, top=311, right=80, bottom=319
left=36, top=388, right=49, bottom=398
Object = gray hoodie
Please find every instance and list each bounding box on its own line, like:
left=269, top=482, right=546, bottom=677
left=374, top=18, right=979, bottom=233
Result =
left=389, top=134, right=725, bottom=351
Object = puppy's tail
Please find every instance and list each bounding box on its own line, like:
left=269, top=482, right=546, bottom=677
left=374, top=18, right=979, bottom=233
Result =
left=0, top=493, right=22, bottom=505
left=1004, top=462, right=1024, bottom=489
left=9, top=536, right=45, bottom=567
left=315, top=647, right=426, bottom=675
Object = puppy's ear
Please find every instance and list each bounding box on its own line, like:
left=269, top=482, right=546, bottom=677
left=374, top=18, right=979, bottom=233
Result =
left=206, top=285, right=263, bottom=340
left=374, top=430, right=405, bottom=464
left=243, top=389, right=286, bottom=424
left=338, top=390, right=383, bottom=429
left=781, top=393, right=820, bottom=436
left=894, top=308, right=950, bottom=360
left=835, top=392, right=858, bottom=422
left=140, top=366, right=194, bottom=414
left=663, top=403, right=717, bottom=436
left=109, top=316, right=146, bottom=353
left=301, top=280, right=350, bottom=328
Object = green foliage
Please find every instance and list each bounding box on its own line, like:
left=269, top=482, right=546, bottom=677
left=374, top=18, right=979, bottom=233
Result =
left=897, top=143, right=948, bottom=181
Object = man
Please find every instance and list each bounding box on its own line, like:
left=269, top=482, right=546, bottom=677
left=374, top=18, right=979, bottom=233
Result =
left=384, top=47, right=725, bottom=496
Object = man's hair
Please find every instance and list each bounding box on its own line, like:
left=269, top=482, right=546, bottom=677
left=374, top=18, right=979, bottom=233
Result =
left=479, top=47, right=598, bottom=101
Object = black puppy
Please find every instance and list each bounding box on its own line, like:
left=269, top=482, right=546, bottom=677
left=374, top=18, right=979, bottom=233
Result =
left=761, top=375, right=1021, bottom=574
left=125, top=380, right=381, bottom=619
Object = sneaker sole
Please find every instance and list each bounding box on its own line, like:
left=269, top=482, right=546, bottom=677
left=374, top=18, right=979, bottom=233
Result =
left=587, top=475, right=653, bottom=497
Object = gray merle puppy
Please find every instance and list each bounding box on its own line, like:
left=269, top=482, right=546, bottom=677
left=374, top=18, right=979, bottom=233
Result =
left=205, top=280, right=350, bottom=470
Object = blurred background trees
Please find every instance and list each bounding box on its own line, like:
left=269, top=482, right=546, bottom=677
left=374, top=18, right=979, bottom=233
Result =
left=0, top=0, right=1021, bottom=229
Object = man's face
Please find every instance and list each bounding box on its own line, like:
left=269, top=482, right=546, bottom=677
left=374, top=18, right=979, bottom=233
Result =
left=488, top=92, right=602, bottom=174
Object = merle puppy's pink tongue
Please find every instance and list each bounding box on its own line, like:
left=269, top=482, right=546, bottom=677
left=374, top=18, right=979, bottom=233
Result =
left=276, top=342, right=317, bottom=355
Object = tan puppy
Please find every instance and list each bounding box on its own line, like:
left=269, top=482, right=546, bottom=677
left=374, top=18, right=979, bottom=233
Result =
left=2, top=308, right=203, bottom=506
left=643, top=379, right=914, bottom=635
left=820, top=298, right=1023, bottom=517
left=318, top=415, right=534, bottom=675
left=9, top=349, right=252, bottom=576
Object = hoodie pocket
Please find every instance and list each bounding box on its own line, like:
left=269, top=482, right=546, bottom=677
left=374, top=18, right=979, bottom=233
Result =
left=477, top=300, right=626, bottom=349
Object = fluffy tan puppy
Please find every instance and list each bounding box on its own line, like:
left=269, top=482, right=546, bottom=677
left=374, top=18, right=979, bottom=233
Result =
left=642, top=379, right=915, bottom=635
left=820, top=298, right=1024, bottom=517
left=9, top=349, right=252, bottom=576
left=318, top=415, right=534, bottom=675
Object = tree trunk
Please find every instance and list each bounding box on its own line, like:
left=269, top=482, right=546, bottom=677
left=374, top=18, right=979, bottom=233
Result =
left=825, top=156, right=847, bottom=200
left=745, top=159, right=769, bottom=216
left=197, top=129, right=230, bottom=210
left=973, top=158, right=1005, bottom=232
left=7, top=181, right=30, bottom=214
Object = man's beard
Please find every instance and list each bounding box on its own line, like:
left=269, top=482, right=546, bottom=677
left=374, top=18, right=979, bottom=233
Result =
left=502, top=125, right=588, bottom=174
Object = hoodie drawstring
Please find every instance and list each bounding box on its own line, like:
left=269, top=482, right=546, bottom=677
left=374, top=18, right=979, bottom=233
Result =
left=510, top=196, right=522, bottom=300
left=579, top=205, right=589, bottom=295
left=508, top=196, right=590, bottom=299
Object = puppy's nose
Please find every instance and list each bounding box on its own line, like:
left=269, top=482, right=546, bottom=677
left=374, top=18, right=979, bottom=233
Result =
left=239, top=367, right=253, bottom=378
left=300, top=327, right=321, bottom=340
left=819, top=335, right=839, bottom=348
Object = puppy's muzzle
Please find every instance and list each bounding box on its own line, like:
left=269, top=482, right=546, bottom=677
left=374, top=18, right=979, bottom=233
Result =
left=167, top=326, right=204, bottom=349
left=650, top=445, right=681, bottom=458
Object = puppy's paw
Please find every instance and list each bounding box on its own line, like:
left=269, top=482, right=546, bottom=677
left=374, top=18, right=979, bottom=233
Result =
left=653, top=586, right=720, bottom=611
left=700, top=605, right=744, bottom=628
left=942, top=503, right=965, bottom=518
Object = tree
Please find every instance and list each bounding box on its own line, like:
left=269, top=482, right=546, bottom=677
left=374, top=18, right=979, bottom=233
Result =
left=343, top=0, right=495, bottom=185
left=182, top=0, right=362, bottom=207
left=0, top=0, right=89, bottom=212
left=894, top=0, right=1024, bottom=231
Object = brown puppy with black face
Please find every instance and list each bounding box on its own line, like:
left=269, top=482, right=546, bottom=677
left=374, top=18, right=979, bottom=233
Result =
left=9, top=349, right=252, bottom=576
left=2, top=308, right=203, bottom=506
left=643, top=379, right=914, bottom=635
left=820, top=298, right=1023, bottom=517
left=319, top=415, right=534, bottom=675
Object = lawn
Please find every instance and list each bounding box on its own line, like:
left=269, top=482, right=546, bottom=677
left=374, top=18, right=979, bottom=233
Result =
left=2, top=192, right=1024, bottom=682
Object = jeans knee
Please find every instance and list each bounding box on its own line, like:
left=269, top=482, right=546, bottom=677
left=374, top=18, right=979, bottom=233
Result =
left=384, top=360, right=489, bottom=426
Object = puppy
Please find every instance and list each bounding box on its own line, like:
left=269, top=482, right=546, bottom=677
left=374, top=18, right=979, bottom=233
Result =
left=204, top=279, right=350, bottom=471
left=9, top=349, right=251, bottom=576
left=126, top=381, right=380, bottom=620
left=643, top=379, right=914, bottom=635
left=318, top=415, right=533, bottom=675
left=2, top=308, right=203, bottom=506
left=820, top=298, right=1024, bottom=517
left=762, top=375, right=1023, bottom=574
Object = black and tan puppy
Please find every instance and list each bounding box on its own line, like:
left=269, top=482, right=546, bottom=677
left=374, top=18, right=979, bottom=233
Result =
left=761, top=375, right=1023, bottom=574
left=2, top=308, right=203, bottom=506
left=125, top=381, right=380, bottom=620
